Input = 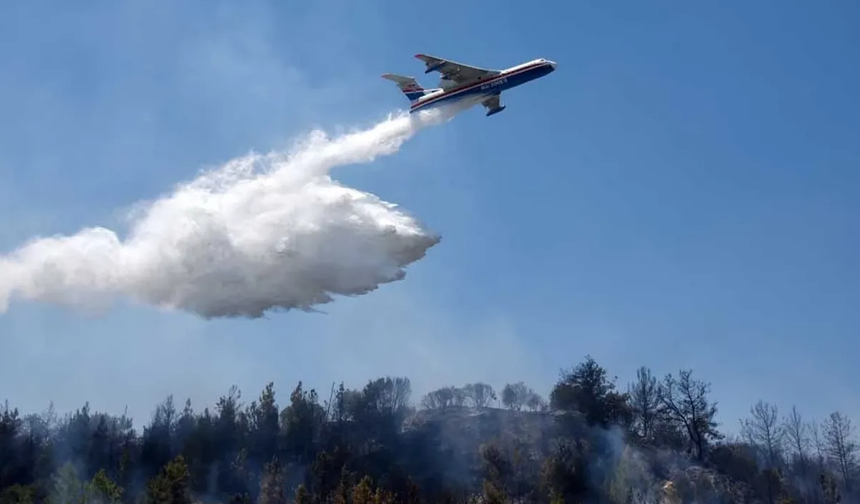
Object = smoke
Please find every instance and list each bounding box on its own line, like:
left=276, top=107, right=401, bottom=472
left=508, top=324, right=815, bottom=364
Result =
left=0, top=107, right=458, bottom=319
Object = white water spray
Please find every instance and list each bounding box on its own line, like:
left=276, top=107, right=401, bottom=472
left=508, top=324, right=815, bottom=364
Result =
left=0, top=108, right=456, bottom=318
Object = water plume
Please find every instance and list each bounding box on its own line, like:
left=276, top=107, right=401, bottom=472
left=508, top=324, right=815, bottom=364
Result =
left=0, top=107, right=456, bottom=318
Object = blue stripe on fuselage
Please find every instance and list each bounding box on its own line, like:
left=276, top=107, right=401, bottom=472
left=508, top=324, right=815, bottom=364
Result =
left=404, top=90, right=426, bottom=101
left=409, top=61, right=555, bottom=113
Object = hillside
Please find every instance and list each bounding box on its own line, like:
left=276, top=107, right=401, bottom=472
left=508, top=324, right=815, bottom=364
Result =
left=402, top=405, right=761, bottom=504
left=0, top=356, right=854, bottom=504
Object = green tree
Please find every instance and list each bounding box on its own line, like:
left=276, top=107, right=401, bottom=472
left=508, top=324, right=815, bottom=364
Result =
left=49, top=463, right=85, bottom=504
left=540, top=441, right=590, bottom=503
left=246, top=382, right=280, bottom=465
left=463, top=383, right=497, bottom=409
left=351, top=476, right=374, bottom=504
left=87, top=469, right=123, bottom=504
left=257, top=457, right=286, bottom=504
left=627, top=366, right=663, bottom=441
left=293, top=484, right=310, bottom=504
left=550, top=355, right=630, bottom=428
left=144, top=455, right=191, bottom=504
left=660, top=369, right=721, bottom=460
left=501, top=382, right=531, bottom=411
left=281, top=382, right=324, bottom=464
left=0, top=485, right=35, bottom=504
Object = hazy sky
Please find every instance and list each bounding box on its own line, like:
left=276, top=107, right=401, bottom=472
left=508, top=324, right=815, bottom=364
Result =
left=1, top=1, right=858, bottom=431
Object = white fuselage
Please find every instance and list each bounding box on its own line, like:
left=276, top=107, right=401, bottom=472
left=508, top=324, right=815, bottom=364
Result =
left=409, top=58, right=557, bottom=113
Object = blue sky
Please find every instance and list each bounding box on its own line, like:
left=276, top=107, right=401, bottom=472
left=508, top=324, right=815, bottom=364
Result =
left=1, top=0, right=858, bottom=432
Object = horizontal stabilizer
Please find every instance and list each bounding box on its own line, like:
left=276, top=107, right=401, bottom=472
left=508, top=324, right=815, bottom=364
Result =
left=381, top=73, right=429, bottom=102
left=381, top=73, right=420, bottom=87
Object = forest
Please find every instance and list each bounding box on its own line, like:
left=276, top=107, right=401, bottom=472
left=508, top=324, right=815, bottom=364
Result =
left=0, top=355, right=856, bottom=504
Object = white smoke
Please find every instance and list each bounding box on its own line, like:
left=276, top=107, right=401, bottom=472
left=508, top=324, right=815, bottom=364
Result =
left=0, top=107, right=457, bottom=318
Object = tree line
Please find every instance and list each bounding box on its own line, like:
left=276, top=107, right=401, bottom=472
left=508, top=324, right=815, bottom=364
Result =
left=0, top=355, right=855, bottom=503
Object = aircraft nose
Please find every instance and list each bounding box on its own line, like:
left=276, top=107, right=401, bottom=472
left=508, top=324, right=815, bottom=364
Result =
left=547, top=60, right=557, bottom=71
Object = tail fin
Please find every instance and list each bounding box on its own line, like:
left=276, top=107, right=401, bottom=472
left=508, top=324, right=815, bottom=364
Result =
left=381, top=73, right=430, bottom=102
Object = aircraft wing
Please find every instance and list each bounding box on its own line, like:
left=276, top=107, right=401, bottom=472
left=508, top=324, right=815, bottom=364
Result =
left=414, top=53, right=501, bottom=84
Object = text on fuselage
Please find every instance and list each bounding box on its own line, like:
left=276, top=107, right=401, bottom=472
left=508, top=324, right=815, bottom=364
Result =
left=480, top=77, right=508, bottom=91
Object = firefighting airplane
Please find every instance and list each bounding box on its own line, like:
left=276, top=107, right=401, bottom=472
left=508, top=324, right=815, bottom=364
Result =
left=382, top=53, right=557, bottom=117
